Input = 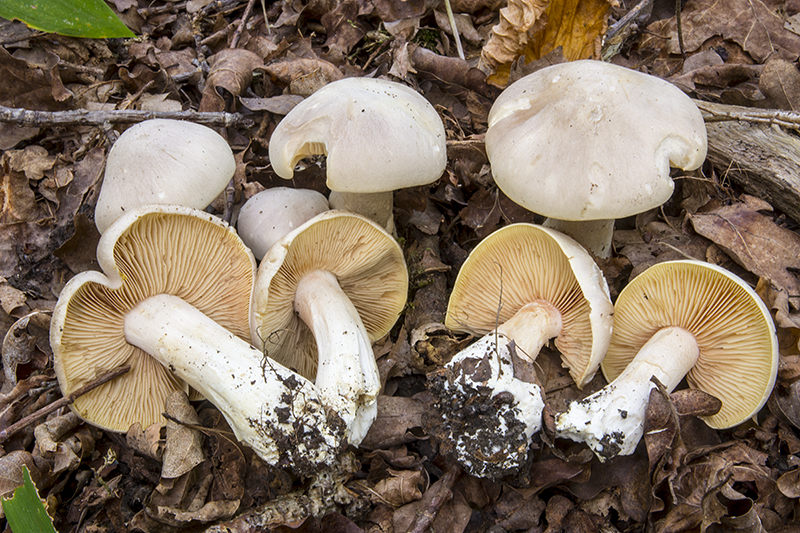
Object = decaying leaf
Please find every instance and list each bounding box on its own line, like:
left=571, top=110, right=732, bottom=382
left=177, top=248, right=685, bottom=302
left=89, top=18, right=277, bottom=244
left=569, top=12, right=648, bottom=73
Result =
left=199, top=49, right=265, bottom=112
left=689, top=199, right=800, bottom=307
left=642, top=0, right=800, bottom=63
left=481, top=0, right=616, bottom=86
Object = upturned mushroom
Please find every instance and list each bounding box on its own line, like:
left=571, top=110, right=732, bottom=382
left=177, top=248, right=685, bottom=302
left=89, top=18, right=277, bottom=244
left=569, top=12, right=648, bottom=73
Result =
left=485, top=60, right=708, bottom=258
left=236, top=187, right=329, bottom=260
left=95, top=119, right=235, bottom=233
left=431, top=223, right=613, bottom=479
left=51, top=205, right=344, bottom=473
left=268, top=77, right=447, bottom=232
left=555, top=260, right=778, bottom=462
left=252, top=210, right=408, bottom=446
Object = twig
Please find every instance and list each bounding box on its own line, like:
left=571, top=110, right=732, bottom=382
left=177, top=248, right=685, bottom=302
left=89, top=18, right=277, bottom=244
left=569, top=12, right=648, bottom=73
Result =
left=675, top=0, right=686, bottom=60
left=405, top=466, right=460, bottom=533
left=0, top=366, right=131, bottom=443
left=0, top=105, right=254, bottom=128
left=443, top=0, right=465, bottom=60
left=695, top=100, right=800, bottom=131
left=230, top=0, right=258, bottom=48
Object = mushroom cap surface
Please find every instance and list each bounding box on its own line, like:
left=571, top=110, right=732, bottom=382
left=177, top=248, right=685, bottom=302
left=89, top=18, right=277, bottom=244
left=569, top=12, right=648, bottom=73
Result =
left=95, top=119, right=236, bottom=233
left=268, top=77, right=447, bottom=193
left=51, top=205, right=255, bottom=432
left=236, top=187, right=330, bottom=260
left=251, top=210, right=408, bottom=380
left=485, top=60, right=707, bottom=221
left=444, top=223, right=614, bottom=387
left=602, top=260, right=778, bottom=429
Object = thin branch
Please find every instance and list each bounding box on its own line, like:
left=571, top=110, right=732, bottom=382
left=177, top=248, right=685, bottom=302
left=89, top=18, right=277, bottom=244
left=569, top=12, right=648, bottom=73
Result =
left=405, top=466, right=461, bottom=533
left=0, top=105, right=254, bottom=129
left=695, top=100, right=800, bottom=131
left=230, top=0, right=258, bottom=48
left=0, top=366, right=131, bottom=443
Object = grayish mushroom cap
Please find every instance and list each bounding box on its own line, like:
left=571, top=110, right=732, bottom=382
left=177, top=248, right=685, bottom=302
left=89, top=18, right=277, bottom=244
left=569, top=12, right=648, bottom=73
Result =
left=486, top=60, right=707, bottom=221
left=95, top=119, right=235, bottom=233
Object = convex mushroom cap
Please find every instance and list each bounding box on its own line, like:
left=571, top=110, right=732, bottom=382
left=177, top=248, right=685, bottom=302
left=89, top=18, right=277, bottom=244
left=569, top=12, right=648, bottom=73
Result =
left=433, top=223, right=614, bottom=479
left=252, top=210, right=408, bottom=445
left=95, top=119, right=235, bottom=233
left=51, top=205, right=345, bottom=472
left=236, top=187, right=329, bottom=260
left=485, top=60, right=707, bottom=258
left=555, top=260, right=778, bottom=461
left=268, top=77, right=447, bottom=230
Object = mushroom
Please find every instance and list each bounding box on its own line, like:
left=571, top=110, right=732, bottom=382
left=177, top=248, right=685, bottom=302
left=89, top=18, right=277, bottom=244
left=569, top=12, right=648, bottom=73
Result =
left=51, top=205, right=345, bottom=472
left=555, top=260, right=778, bottom=462
left=252, top=210, right=408, bottom=445
left=95, top=119, right=235, bottom=233
left=236, top=187, right=329, bottom=260
left=431, top=223, right=613, bottom=479
left=267, top=77, right=447, bottom=232
left=485, top=60, right=707, bottom=258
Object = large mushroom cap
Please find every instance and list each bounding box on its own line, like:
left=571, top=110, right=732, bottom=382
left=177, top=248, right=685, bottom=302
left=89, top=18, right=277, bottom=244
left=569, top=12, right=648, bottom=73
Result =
left=268, top=77, right=447, bottom=194
left=251, top=211, right=408, bottom=380
left=444, top=223, right=614, bottom=387
left=485, top=60, right=707, bottom=221
left=51, top=205, right=255, bottom=432
left=603, top=260, right=778, bottom=429
left=95, top=119, right=236, bottom=233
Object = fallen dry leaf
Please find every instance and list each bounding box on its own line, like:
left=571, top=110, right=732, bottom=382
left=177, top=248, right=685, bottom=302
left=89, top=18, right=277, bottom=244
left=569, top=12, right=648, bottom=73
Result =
left=642, top=0, right=800, bottom=63
left=481, top=0, right=615, bottom=86
left=689, top=200, right=800, bottom=307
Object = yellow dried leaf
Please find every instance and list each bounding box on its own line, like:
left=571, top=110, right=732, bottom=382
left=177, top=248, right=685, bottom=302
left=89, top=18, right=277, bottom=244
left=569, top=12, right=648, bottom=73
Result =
left=482, top=0, right=617, bottom=87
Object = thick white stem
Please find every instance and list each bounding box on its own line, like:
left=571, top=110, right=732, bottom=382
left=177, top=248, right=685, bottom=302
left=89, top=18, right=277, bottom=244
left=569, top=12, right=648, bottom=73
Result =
left=496, top=300, right=563, bottom=361
left=124, top=294, right=343, bottom=470
left=328, top=191, right=395, bottom=234
left=543, top=218, right=615, bottom=259
left=555, top=326, right=700, bottom=461
left=294, top=269, right=380, bottom=446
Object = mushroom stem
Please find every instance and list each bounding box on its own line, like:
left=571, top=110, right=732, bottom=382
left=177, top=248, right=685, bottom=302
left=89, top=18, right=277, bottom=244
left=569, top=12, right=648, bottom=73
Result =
left=328, top=191, right=395, bottom=234
left=124, top=293, right=344, bottom=470
left=293, top=269, right=381, bottom=446
left=495, top=300, right=563, bottom=360
left=542, top=219, right=615, bottom=259
left=431, top=301, right=559, bottom=479
left=555, top=326, right=700, bottom=461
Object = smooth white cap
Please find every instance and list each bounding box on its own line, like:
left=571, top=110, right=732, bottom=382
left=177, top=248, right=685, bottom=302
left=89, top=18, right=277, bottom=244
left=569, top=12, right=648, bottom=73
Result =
left=486, top=60, right=707, bottom=221
left=95, top=119, right=235, bottom=233
left=268, top=77, right=447, bottom=193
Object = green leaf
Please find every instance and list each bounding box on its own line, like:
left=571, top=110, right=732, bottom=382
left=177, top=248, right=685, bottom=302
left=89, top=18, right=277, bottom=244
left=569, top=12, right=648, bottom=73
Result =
left=0, top=0, right=135, bottom=39
left=2, top=466, right=58, bottom=533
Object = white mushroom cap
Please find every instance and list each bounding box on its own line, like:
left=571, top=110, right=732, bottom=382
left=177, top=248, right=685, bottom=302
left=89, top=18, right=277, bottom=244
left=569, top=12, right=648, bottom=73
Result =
left=602, top=260, right=778, bottom=429
left=268, top=77, right=447, bottom=194
left=95, top=119, right=236, bottom=233
left=252, top=211, right=408, bottom=445
left=51, top=205, right=345, bottom=471
left=485, top=60, right=707, bottom=222
left=556, top=260, right=779, bottom=461
left=52, top=205, right=255, bottom=432
left=445, top=223, right=614, bottom=387
left=236, top=187, right=330, bottom=260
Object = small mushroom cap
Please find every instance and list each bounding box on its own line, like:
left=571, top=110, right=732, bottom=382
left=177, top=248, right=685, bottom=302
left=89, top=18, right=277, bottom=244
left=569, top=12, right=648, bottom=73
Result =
left=236, top=187, right=330, bottom=260
left=444, top=224, right=614, bottom=388
left=268, top=77, right=447, bottom=193
left=602, top=260, right=778, bottom=429
left=485, top=60, right=707, bottom=221
left=51, top=205, right=255, bottom=432
left=251, top=210, right=408, bottom=380
left=95, top=119, right=236, bottom=233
